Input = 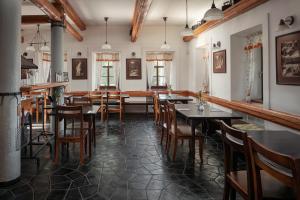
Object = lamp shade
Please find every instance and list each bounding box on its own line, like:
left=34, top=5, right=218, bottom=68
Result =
left=26, top=44, right=35, bottom=52
left=40, top=44, right=50, bottom=52
left=203, top=1, right=224, bottom=21
left=181, top=26, right=193, bottom=37
left=161, top=42, right=170, bottom=50
left=102, top=43, right=112, bottom=50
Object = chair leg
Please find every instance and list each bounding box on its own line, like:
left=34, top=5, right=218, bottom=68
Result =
left=172, top=138, right=178, bottom=161
left=181, top=139, right=184, bottom=145
left=80, top=141, right=84, bottom=165
left=54, top=141, right=59, bottom=164
left=160, top=128, right=164, bottom=145
left=223, top=180, right=230, bottom=200
left=199, top=137, right=204, bottom=163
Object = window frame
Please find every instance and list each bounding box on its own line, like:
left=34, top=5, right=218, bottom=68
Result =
left=100, top=61, right=116, bottom=90
left=151, top=60, right=167, bottom=90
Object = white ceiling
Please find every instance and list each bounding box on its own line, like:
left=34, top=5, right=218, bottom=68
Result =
left=22, top=0, right=224, bottom=27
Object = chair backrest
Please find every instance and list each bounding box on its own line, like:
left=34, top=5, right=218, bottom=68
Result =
left=166, top=101, right=177, bottom=135
left=153, top=95, right=159, bottom=114
left=219, top=121, right=254, bottom=199
left=159, top=102, right=168, bottom=125
left=72, top=96, right=92, bottom=106
left=106, top=92, right=122, bottom=109
left=248, top=137, right=300, bottom=199
left=55, top=105, right=84, bottom=138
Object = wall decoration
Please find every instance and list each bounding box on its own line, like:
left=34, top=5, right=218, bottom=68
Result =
left=126, top=58, right=142, bottom=80
left=276, top=31, right=300, bottom=85
left=72, top=58, right=87, bottom=80
left=213, top=50, right=226, bottom=73
left=63, top=72, right=69, bottom=82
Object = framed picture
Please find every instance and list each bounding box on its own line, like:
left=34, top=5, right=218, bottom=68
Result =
left=276, top=31, right=300, bottom=85
left=63, top=72, right=69, bottom=82
left=213, top=50, right=226, bottom=73
left=126, top=58, right=142, bottom=80
left=72, top=58, right=87, bottom=80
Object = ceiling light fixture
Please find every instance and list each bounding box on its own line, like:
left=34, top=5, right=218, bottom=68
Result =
left=161, top=17, right=170, bottom=50
left=181, top=0, right=193, bottom=37
left=203, top=0, right=224, bottom=21
left=102, top=17, right=112, bottom=50
left=26, top=24, right=50, bottom=52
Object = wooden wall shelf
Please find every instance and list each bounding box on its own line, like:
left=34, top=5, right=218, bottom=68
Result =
left=20, top=82, right=69, bottom=93
left=183, top=0, right=269, bottom=42
left=197, top=93, right=300, bottom=131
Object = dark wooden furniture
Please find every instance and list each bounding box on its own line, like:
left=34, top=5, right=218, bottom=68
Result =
left=175, top=103, right=242, bottom=160
left=248, top=130, right=300, bottom=199
left=153, top=95, right=160, bottom=125
left=220, top=121, right=253, bottom=199
left=168, top=102, right=204, bottom=161
left=72, top=96, right=93, bottom=106
left=106, top=92, right=123, bottom=121
left=54, top=106, right=90, bottom=165
left=159, top=102, right=168, bottom=148
left=158, top=94, right=193, bottom=104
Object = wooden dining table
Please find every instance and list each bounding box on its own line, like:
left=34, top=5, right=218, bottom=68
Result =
left=175, top=103, right=243, bottom=160
left=248, top=130, right=300, bottom=159
left=159, top=94, right=193, bottom=104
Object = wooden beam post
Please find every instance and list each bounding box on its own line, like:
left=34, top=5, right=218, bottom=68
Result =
left=130, top=0, right=153, bottom=42
left=55, top=0, right=86, bottom=31
left=30, top=0, right=83, bottom=41
left=22, top=15, right=50, bottom=24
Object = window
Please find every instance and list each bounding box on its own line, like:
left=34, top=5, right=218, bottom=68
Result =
left=100, top=61, right=115, bottom=88
left=152, top=61, right=166, bottom=88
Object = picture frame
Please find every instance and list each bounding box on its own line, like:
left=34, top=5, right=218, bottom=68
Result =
left=213, top=50, right=226, bottom=73
left=72, top=58, right=87, bottom=80
left=63, top=72, right=69, bottom=82
left=276, top=31, right=300, bottom=85
left=126, top=58, right=142, bottom=80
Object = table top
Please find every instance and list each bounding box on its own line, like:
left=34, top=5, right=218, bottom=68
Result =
left=248, top=130, right=300, bottom=159
left=82, top=94, right=130, bottom=98
left=158, top=94, right=193, bottom=102
left=175, top=103, right=242, bottom=120
left=51, top=105, right=100, bottom=116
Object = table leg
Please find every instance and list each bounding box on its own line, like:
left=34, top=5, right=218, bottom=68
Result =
left=190, top=120, right=196, bottom=160
left=93, top=114, right=96, bottom=148
left=89, top=117, right=92, bottom=158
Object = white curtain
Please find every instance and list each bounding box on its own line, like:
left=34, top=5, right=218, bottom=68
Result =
left=164, top=61, right=171, bottom=87
left=113, top=61, right=120, bottom=89
left=146, top=61, right=156, bottom=88
left=244, top=33, right=263, bottom=101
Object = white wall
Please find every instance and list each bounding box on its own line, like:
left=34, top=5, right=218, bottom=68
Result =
left=188, top=0, right=300, bottom=131
left=22, top=25, right=189, bottom=92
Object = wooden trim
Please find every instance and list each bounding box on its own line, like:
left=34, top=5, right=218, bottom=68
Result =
left=20, top=82, right=69, bottom=93
left=130, top=0, right=153, bottom=42
left=22, top=15, right=50, bottom=24
left=30, top=0, right=83, bottom=42
left=55, top=0, right=86, bottom=31
left=183, top=0, right=269, bottom=42
left=188, top=92, right=300, bottom=131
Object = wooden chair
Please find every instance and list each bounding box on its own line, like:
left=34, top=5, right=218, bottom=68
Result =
left=54, top=105, right=90, bottom=165
left=220, top=121, right=297, bottom=200
left=106, top=92, right=123, bottom=121
left=153, top=95, right=160, bottom=125
left=248, top=137, right=299, bottom=200
left=159, top=102, right=168, bottom=148
left=166, top=101, right=204, bottom=161
left=72, top=96, right=92, bottom=106
left=89, top=92, right=107, bottom=122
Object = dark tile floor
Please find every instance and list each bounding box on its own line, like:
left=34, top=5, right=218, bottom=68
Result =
left=0, top=114, right=227, bottom=200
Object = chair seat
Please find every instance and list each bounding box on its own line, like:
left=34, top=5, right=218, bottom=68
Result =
left=171, top=124, right=203, bottom=138
left=228, top=171, right=296, bottom=199
left=66, top=122, right=90, bottom=130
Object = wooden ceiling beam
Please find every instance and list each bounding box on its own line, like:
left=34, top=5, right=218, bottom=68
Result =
left=183, top=0, right=269, bottom=42
left=29, top=0, right=83, bottom=42
left=55, top=0, right=86, bottom=31
left=130, top=0, right=153, bottom=42
left=22, top=15, right=50, bottom=24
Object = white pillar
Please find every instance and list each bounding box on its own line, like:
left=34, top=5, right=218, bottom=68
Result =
left=50, top=21, right=65, bottom=132
left=0, top=0, right=21, bottom=184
